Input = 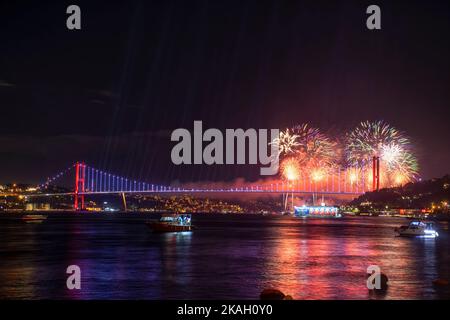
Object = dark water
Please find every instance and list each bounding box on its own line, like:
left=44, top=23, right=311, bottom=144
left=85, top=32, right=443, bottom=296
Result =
left=0, top=213, right=449, bottom=300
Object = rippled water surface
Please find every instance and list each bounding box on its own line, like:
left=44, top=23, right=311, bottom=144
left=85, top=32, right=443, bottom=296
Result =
left=0, top=213, right=449, bottom=299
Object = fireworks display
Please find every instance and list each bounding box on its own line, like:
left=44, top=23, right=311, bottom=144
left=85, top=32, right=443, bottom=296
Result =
left=273, top=120, right=419, bottom=189
left=291, top=124, right=337, bottom=169
left=275, top=124, right=337, bottom=182
left=345, top=121, right=418, bottom=187
left=280, top=157, right=301, bottom=181
left=270, top=129, right=300, bottom=156
left=345, top=121, right=408, bottom=165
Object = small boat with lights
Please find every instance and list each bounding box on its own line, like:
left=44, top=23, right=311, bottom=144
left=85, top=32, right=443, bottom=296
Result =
left=294, top=206, right=342, bottom=218
left=22, top=214, right=47, bottom=223
left=395, top=221, right=438, bottom=238
left=146, top=213, right=193, bottom=232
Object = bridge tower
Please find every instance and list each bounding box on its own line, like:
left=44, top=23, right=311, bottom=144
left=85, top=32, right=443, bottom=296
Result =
left=372, top=156, right=380, bottom=191
left=74, top=162, right=86, bottom=210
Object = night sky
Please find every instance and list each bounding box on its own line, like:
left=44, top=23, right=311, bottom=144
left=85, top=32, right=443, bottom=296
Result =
left=1, top=0, right=449, bottom=185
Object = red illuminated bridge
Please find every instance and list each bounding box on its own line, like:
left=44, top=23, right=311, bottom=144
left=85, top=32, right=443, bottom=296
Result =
left=32, top=162, right=368, bottom=210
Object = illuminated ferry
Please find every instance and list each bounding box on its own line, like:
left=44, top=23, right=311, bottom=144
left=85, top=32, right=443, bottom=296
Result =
left=145, top=213, right=193, bottom=232
left=294, top=205, right=342, bottom=218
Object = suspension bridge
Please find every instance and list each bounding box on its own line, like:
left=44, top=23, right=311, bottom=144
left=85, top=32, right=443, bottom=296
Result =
left=25, top=162, right=370, bottom=210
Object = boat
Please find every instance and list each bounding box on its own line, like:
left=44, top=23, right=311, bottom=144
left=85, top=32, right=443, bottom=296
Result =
left=22, top=214, right=47, bottom=223
left=395, top=221, right=439, bottom=238
left=294, top=206, right=342, bottom=218
left=145, top=213, right=193, bottom=232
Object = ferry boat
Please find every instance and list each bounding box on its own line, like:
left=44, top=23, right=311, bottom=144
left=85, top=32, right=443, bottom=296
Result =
left=22, top=214, right=47, bottom=223
left=294, top=205, right=342, bottom=218
left=145, top=213, right=193, bottom=232
left=395, top=221, right=439, bottom=238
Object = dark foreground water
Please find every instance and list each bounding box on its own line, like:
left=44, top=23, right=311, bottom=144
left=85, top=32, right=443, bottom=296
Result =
left=0, top=213, right=449, bottom=300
